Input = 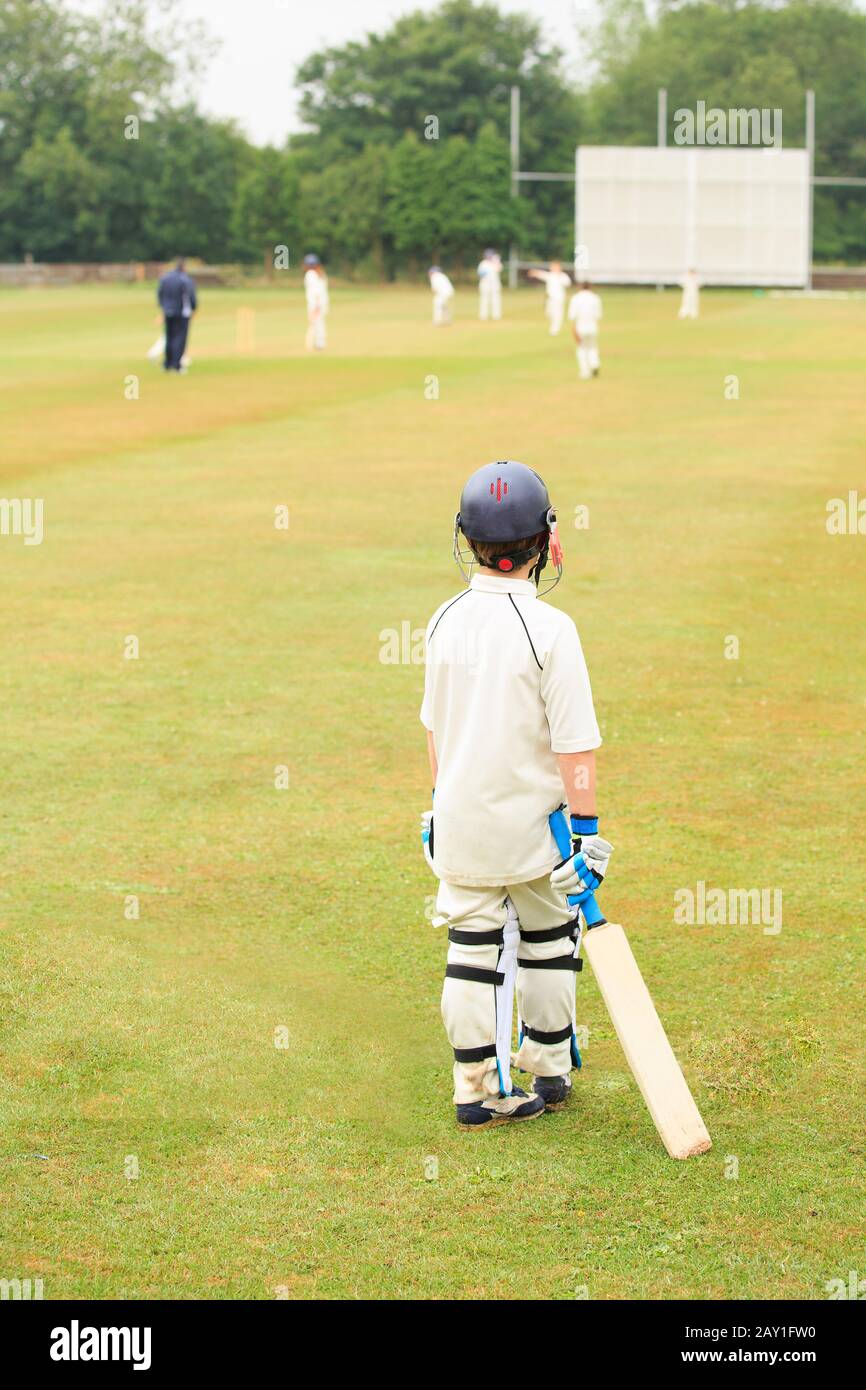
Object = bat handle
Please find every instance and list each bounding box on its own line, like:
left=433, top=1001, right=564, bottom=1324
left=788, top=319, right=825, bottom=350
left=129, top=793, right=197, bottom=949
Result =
left=575, top=890, right=606, bottom=928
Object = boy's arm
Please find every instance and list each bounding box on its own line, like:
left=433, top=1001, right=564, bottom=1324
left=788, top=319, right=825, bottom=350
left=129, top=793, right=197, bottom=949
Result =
left=426, top=729, right=438, bottom=788
left=557, top=749, right=596, bottom=817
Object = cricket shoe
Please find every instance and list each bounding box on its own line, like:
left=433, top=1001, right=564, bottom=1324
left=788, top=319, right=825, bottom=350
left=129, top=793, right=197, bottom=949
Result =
left=531, top=1075, right=572, bottom=1111
left=456, top=1086, right=545, bottom=1130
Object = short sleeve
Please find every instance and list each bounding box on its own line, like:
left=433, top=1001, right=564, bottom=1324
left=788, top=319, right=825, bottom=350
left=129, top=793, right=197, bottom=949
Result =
left=539, top=620, right=602, bottom=753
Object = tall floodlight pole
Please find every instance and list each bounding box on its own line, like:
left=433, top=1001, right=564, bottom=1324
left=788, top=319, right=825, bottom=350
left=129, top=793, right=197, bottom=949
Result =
left=658, top=89, right=668, bottom=147
left=509, top=85, right=520, bottom=289
left=805, top=89, right=815, bottom=292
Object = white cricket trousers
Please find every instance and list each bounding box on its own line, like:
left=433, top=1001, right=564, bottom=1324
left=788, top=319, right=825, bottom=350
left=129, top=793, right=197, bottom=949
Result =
left=306, top=310, right=327, bottom=350
left=479, top=279, right=502, bottom=321
left=433, top=293, right=452, bottom=325
left=437, top=873, right=580, bottom=1104
left=678, top=288, right=699, bottom=319
left=576, top=334, right=600, bottom=379
left=546, top=298, right=565, bottom=335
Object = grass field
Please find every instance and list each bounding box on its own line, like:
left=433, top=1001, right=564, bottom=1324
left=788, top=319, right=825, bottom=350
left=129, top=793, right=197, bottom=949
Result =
left=1, top=281, right=863, bottom=1301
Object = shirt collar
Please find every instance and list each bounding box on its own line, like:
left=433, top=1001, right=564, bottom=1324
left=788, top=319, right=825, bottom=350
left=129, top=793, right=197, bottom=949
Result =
left=470, top=574, right=538, bottom=598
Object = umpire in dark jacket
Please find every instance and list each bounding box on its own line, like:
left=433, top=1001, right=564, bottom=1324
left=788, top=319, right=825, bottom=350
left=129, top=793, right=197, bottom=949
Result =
left=157, top=259, right=197, bottom=371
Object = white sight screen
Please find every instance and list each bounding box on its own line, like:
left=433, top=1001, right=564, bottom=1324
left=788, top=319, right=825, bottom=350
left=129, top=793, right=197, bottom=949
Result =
left=575, top=146, right=810, bottom=286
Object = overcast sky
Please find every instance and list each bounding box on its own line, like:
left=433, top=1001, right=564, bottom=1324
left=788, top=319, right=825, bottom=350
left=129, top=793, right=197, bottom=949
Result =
left=164, top=0, right=589, bottom=145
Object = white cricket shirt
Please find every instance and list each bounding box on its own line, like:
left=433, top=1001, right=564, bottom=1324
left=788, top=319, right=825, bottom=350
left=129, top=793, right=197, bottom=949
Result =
left=478, top=257, right=502, bottom=283
left=568, top=289, right=603, bottom=335
left=539, top=269, right=572, bottom=301
left=430, top=271, right=454, bottom=298
left=420, top=574, right=601, bottom=886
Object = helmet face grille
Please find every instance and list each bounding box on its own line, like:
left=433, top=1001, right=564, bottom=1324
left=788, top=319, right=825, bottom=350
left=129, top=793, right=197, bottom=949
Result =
left=452, top=515, right=563, bottom=595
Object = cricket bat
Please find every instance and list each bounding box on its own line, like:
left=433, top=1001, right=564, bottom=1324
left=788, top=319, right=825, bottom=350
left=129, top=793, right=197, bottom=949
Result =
left=582, top=923, right=712, bottom=1159
left=549, top=812, right=711, bottom=1160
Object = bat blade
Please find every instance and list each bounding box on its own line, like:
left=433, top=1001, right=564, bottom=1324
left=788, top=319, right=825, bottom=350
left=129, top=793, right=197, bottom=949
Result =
left=583, top=923, right=711, bottom=1160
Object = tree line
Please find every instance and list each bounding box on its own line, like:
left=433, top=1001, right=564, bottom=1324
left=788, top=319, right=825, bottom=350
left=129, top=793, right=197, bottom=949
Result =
left=1, top=0, right=864, bottom=271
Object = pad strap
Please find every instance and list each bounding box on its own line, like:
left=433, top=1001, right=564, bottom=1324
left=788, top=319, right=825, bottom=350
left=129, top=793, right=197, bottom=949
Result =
left=445, top=963, right=505, bottom=986
left=453, top=1042, right=497, bottom=1063
left=519, top=920, right=577, bottom=943
left=447, top=926, right=505, bottom=946
left=518, top=955, right=583, bottom=972
left=522, top=1022, right=574, bottom=1045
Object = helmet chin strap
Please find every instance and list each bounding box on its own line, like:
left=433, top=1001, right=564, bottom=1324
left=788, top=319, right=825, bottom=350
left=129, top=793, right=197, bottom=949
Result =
left=529, top=538, right=550, bottom=584
left=477, top=541, right=541, bottom=575
left=477, top=537, right=551, bottom=585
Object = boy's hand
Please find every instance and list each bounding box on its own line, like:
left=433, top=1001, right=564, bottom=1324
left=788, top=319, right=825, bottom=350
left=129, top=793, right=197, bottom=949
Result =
left=550, top=813, right=613, bottom=898
left=553, top=845, right=606, bottom=900
left=577, top=834, right=613, bottom=877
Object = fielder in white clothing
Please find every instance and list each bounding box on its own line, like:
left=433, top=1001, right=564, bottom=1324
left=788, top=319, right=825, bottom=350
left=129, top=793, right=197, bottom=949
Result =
left=420, top=460, right=611, bottom=1128
left=569, top=281, right=603, bottom=379
left=303, top=252, right=329, bottom=350
left=527, top=261, right=572, bottom=334
left=477, top=248, right=503, bottom=321
left=678, top=268, right=701, bottom=320
left=428, top=265, right=454, bottom=325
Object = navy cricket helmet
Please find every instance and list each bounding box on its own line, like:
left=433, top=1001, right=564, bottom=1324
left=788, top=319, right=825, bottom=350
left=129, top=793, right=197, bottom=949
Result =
left=453, top=460, right=563, bottom=591
left=303, top=253, right=321, bottom=267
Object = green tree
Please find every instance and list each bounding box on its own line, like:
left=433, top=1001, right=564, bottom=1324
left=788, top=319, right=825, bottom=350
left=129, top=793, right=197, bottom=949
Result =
left=16, top=128, right=105, bottom=259
left=139, top=108, right=248, bottom=262
left=294, top=0, right=581, bottom=259
left=385, top=132, right=438, bottom=267
left=231, top=147, right=300, bottom=270
left=464, top=121, right=521, bottom=256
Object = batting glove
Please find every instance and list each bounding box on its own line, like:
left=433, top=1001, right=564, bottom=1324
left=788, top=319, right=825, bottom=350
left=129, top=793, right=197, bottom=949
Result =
left=550, top=814, right=613, bottom=897
left=421, top=796, right=435, bottom=873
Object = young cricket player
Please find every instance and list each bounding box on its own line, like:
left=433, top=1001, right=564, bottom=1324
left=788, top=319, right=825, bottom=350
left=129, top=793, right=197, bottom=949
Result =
left=303, top=253, right=329, bottom=350
left=477, top=248, right=503, bottom=321
left=420, top=461, right=611, bottom=1128
left=428, top=265, right=455, bottom=325
left=568, top=280, right=603, bottom=379
left=678, top=267, right=701, bottom=319
left=527, top=261, right=572, bottom=334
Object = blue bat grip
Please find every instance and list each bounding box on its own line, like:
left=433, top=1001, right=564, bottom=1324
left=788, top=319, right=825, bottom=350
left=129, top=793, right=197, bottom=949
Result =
left=548, top=809, right=605, bottom=928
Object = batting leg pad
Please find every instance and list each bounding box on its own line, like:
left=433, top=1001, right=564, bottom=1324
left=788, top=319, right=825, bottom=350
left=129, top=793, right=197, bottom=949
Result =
left=514, top=919, right=582, bottom=1077
left=442, top=922, right=510, bottom=1105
